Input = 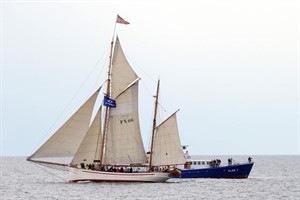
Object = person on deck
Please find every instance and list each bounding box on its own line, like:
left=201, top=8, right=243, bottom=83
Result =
left=228, top=158, right=232, bottom=165
left=80, top=163, right=85, bottom=169
left=248, top=157, right=252, bottom=163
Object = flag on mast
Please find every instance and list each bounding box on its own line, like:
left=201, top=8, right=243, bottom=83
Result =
left=116, top=15, right=130, bottom=25
left=103, top=96, right=116, bottom=108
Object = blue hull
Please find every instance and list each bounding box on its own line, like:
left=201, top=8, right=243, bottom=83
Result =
left=175, top=162, right=254, bottom=179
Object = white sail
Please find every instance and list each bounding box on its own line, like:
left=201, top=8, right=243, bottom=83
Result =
left=111, top=36, right=138, bottom=99
left=151, top=110, right=186, bottom=166
left=30, top=88, right=100, bottom=159
left=70, top=107, right=102, bottom=165
left=104, top=82, right=148, bottom=165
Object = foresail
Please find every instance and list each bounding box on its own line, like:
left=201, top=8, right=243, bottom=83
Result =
left=29, top=88, right=100, bottom=159
left=151, top=110, right=186, bottom=166
left=71, top=107, right=103, bottom=166
left=104, top=82, right=148, bottom=165
left=111, top=36, right=138, bottom=99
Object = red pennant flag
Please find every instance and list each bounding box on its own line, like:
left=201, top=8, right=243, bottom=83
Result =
left=116, top=15, right=130, bottom=25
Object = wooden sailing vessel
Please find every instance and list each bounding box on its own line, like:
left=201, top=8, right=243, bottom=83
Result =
left=27, top=17, right=185, bottom=183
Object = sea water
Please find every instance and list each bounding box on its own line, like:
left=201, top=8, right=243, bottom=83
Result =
left=0, top=155, right=299, bottom=200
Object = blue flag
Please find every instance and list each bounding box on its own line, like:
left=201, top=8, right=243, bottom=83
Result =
left=103, top=96, right=116, bottom=108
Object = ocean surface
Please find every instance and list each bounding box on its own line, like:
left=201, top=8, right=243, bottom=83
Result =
left=0, top=155, right=299, bottom=200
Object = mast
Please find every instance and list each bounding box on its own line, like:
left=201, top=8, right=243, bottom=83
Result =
left=100, top=39, right=114, bottom=166
left=99, top=15, right=131, bottom=166
left=149, top=79, right=160, bottom=171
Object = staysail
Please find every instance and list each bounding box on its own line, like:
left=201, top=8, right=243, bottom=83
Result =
left=71, top=107, right=103, bottom=165
left=151, top=110, right=186, bottom=166
left=29, top=88, right=100, bottom=159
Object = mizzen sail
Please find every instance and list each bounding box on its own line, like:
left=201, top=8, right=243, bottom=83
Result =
left=151, top=110, right=186, bottom=166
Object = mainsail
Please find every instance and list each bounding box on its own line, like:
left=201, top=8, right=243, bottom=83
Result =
left=151, top=110, right=186, bottom=166
left=29, top=88, right=100, bottom=159
left=103, top=36, right=147, bottom=165
left=104, top=82, right=147, bottom=165
left=71, top=107, right=103, bottom=165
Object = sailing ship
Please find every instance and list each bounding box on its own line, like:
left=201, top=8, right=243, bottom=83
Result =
left=27, top=17, right=185, bottom=183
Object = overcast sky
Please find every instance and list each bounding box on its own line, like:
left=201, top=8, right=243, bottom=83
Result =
left=1, top=0, right=299, bottom=156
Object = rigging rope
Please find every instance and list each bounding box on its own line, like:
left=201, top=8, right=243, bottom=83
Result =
left=31, top=162, right=68, bottom=182
left=90, top=50, right=110, bottom=94
left=126, top=55, right=157, bottom=84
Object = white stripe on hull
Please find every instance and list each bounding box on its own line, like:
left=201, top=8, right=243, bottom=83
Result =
left=68, top=167, right=170, bottom=183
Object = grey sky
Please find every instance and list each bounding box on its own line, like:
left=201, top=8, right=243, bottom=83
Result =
left=1, top=0, right=299, bottom=156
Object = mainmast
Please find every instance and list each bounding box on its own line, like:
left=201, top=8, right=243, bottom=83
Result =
left=99, top=15, right=130, bottom=166
left=149, top=79, right=160, bottom=171
left=100, top=39, right=114, bottom=166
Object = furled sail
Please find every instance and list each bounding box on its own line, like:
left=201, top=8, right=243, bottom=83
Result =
left=103, top=82, right=148, bottom=165
left=151, top=110, right=186, bottom=166
left=29, top=88, right=100, bottom=159
left=111, top=36, right=138, bottom=99
left=70, top=107, right=103, bottom=165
